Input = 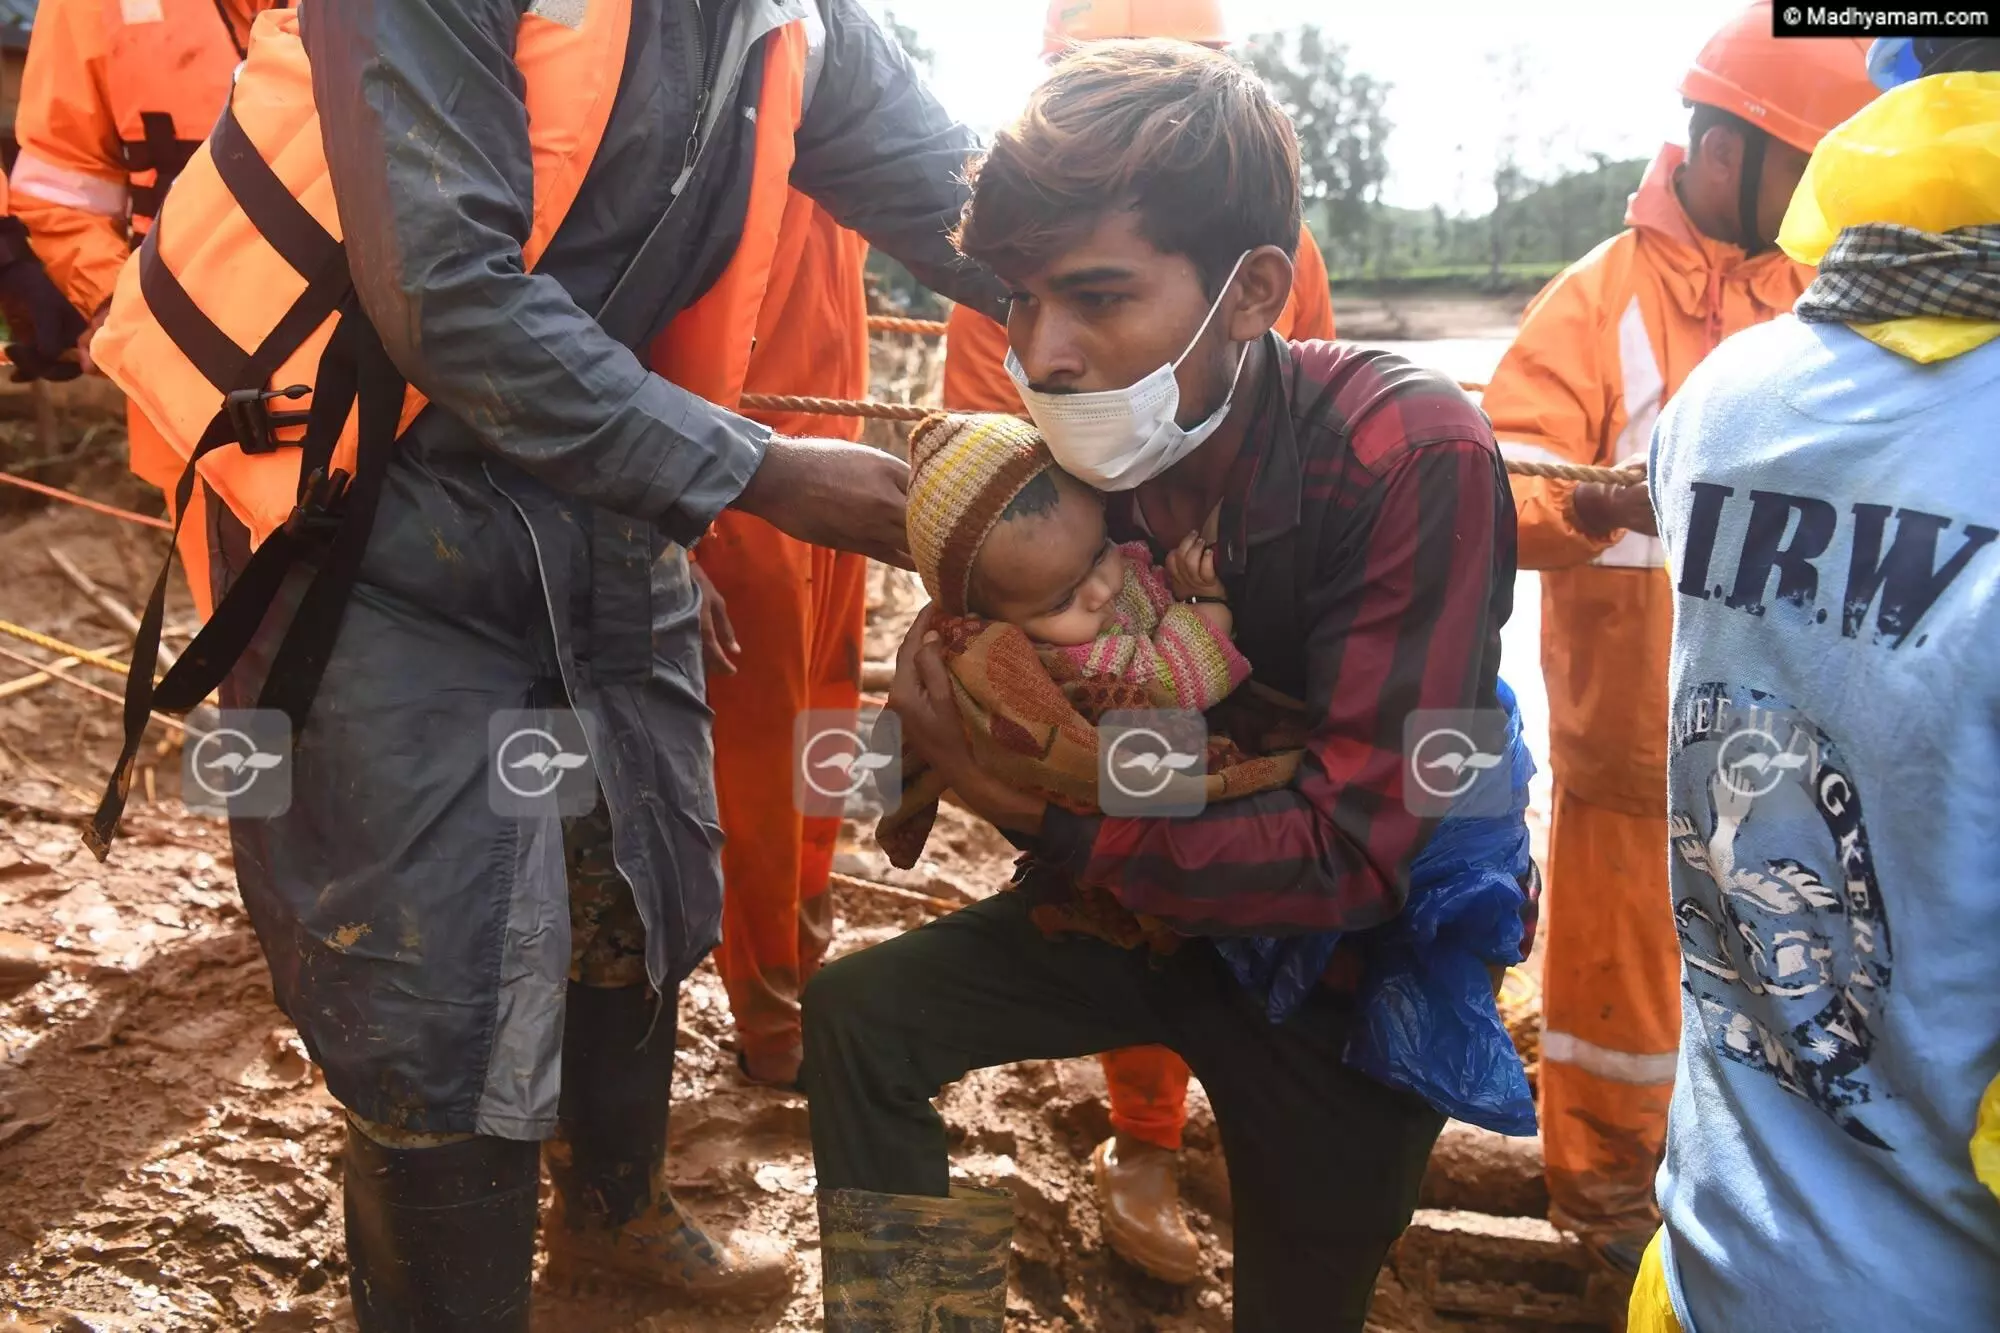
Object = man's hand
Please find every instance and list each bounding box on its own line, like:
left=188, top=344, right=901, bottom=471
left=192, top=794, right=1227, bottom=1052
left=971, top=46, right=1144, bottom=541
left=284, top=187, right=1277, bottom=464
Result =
left=1165, top=531, right=1226, bottom=601
left=688, top=561, right=739, bottom=677
left=76, top=300, right=112, bottom=378
left=0, top=224, right=86, bottom=384
left=733, top=436, right=913, bottom=568
left=1570, top=454, right=1657, bottom=539
left=889, top=604, right=1043, bottom=834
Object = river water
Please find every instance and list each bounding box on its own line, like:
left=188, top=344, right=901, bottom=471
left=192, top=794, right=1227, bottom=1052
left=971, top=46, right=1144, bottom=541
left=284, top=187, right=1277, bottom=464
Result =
left=1359, top=336, right=1554, bottom=830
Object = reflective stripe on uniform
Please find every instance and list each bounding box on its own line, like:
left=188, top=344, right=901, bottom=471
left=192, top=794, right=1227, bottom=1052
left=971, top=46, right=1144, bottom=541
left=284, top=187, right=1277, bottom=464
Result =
left=10, top=150, right=128, bottom=217
left=1498, top=440, right=1572, bottom=467
left=1544, top=1029, right=1679, bottom=1085
left=1603, top=295, right=1668, bottom=568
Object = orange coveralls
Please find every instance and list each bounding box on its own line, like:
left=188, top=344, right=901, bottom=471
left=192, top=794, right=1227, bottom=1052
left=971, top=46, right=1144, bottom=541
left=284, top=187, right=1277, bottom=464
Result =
left=941, top=222, right=1336, bottom=1151
left=697, top=192, right=871, bottom=1066
left=1481, top=145, right=1811, bottom=1238
left=11, top=0, right=270, bottom=617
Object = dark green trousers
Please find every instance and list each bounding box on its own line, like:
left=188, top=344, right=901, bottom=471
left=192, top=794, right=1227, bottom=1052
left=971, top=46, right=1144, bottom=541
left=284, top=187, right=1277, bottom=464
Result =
left=801, top=890, right=1446, bottom=1332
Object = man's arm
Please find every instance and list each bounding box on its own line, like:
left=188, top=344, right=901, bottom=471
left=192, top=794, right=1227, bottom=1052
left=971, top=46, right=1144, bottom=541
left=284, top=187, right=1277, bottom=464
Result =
left=9, top=0, right=128, bottom=319
left=1038, top=427, right=1515, bottom=938
left=1481, top=265, right=1634, bottom=569
left=303, top=0, right=763, bottom=545
left=790, top=0, right=1008, bottom=324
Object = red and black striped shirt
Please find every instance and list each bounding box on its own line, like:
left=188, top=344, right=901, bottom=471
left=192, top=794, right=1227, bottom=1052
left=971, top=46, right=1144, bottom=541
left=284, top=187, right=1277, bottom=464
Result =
left=1034, top=336, right=1520, bottom=938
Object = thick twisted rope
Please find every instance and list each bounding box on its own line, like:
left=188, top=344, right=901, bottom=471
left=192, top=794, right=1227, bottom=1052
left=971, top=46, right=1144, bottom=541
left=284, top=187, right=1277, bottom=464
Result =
left=866, top=315, right=953, bottom=336
left=737, top=393, right=1642, bottom=485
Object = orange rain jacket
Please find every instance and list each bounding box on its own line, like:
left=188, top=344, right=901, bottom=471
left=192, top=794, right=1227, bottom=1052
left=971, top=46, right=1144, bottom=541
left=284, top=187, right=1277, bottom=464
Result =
left=1484, top=145, right=1813, bottom=813
left=700, top=193, right=873, bottom=1061
left=10, top=0, right=270, bottom=320
left=942, top=221, right=1336, bottom=412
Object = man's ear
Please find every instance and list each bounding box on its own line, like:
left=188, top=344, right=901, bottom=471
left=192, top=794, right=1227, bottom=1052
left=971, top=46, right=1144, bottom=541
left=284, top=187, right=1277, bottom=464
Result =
left=1225, top=245, right=1293, bottom=342
left=1693, top=123, right=1744, bottom=179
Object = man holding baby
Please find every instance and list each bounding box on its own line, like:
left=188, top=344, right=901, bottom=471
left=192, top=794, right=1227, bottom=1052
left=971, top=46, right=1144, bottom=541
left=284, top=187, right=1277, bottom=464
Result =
left=805, top=38, right=1528, bottom=1333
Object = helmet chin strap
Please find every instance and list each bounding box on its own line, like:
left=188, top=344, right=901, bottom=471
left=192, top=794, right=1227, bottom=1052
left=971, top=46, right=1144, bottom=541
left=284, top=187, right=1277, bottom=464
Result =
left=1736, top=125, right=1771, bottom=255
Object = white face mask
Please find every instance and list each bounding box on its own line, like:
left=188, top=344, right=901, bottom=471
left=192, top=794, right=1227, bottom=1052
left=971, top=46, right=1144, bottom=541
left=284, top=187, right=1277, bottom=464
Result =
left=1004, top=251, right=1253, bottom=492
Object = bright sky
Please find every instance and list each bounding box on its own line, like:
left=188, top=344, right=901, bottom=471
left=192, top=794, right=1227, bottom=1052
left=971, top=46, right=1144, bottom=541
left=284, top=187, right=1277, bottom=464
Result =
left=861, top=0, right=1750, bottom=213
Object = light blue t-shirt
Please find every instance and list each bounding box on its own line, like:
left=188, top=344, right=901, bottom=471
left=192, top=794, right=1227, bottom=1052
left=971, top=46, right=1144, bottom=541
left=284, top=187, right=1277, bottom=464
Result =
left=1650, top=316, right=2000, bottom=1332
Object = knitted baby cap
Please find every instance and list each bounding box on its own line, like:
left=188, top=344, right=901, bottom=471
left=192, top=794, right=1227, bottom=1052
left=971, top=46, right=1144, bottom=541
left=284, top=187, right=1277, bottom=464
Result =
left=906, top=412, right=1057, bottom=615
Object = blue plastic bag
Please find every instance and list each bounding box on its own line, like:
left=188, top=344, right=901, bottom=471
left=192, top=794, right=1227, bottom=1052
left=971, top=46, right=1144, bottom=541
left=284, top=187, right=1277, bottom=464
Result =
left=1212, top=680, right=1538, bottom=1136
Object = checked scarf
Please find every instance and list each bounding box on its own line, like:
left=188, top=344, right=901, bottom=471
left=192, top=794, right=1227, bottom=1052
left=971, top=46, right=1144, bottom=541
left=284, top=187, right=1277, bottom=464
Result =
left=1796, top=222, right=2000, bottom=325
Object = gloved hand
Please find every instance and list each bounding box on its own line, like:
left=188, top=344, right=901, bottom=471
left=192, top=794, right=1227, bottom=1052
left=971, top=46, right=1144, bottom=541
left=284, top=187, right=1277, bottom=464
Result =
left=0, top=217, right=87, bottom=384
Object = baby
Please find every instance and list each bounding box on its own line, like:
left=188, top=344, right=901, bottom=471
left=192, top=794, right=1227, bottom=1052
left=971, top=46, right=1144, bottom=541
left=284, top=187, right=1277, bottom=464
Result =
left=880, top=412, right=1297, bottom=880
left=904, top=412, right=1253, bottom=721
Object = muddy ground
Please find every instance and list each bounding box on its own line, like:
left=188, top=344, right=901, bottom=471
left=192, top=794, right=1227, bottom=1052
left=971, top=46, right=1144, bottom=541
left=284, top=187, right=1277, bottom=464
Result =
left=0, top=333, right=1623, bottom=1333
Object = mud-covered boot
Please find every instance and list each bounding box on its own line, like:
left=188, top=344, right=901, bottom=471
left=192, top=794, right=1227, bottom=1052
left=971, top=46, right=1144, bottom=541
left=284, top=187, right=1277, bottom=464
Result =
left=819, top=1185, right=1013, bottom=1332
left=541, top=981, right=795, bottom=1309
left=342, top=1122, right=539, bottom=1333
left=1092, top=1134, right=1202, bottom=1284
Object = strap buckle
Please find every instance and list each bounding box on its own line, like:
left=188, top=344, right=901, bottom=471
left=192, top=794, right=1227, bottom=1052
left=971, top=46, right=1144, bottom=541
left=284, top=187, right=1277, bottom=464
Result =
left=225, top=383, right=310, bottom=455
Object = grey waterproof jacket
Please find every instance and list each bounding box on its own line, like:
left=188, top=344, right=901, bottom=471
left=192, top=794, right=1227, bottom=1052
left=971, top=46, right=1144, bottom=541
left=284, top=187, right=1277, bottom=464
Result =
left=216, top=0, right=1002, bottom=1138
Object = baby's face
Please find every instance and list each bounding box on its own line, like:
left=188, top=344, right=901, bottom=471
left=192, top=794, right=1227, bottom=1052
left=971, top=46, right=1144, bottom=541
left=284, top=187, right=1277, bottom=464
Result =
left=972, top=471, right=1125, bottom=646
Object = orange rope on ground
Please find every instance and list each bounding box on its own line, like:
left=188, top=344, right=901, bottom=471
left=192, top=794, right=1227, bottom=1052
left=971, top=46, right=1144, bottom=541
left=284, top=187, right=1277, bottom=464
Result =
left=0, top=470, right=173, bottom=530
left=865, top=315, right=952, bottom=336
left=737, top=393, right=1640, bottom=485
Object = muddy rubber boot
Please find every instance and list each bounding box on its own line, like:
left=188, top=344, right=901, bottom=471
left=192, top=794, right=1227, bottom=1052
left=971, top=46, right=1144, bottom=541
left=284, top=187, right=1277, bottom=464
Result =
left=342, top=1124, right=539, bottom=1333
left=542, top=981, right=795, bottom=1309
left=1092, top=1134, right=1202, bottom=1284
left=819, top=1185, right=1014, bottom=1332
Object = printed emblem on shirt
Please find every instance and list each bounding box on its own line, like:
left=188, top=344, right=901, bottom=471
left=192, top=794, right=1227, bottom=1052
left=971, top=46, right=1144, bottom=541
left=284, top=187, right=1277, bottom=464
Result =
left=1669, top=682, right=1893, bottom=1149
left=120, top=0, right=166, bottom=23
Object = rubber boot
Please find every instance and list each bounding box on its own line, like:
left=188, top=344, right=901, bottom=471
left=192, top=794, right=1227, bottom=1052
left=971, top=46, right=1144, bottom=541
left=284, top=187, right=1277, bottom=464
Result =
left=1092, top=1134, right=1203, bottom=1284
left=819, top=1185, right=1013, bottom=1332
left=342, top=1123, right=539, bottom=1333
left=542, top=981, right=795, bottom=1309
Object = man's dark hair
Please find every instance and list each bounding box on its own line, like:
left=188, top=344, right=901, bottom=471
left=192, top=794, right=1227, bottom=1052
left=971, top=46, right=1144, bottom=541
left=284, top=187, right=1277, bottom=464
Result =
left=1687, top=101, right=1759, bottom=160
left=956, top=39, right=1301, bottom=296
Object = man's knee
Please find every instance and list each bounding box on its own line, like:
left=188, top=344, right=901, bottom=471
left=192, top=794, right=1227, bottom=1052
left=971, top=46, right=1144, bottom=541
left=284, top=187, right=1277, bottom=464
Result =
left=801, top=947, right=881, bottom=1048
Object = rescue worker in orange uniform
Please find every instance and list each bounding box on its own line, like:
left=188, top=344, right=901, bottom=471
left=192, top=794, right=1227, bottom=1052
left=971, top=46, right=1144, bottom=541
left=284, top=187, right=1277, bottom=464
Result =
left=690, top=192, right=872, bottom=1090
left=1479, top=0, right=1874, bottom=1272
left=78, top=2, right=1004, bottom=1327
left=940, top=0, right=1338, bottom=1288
left=0, top=175, right=87, bottom=383
left=10, top=0, right=282, bottom=618
left=10, top=0, right=269, bottom=334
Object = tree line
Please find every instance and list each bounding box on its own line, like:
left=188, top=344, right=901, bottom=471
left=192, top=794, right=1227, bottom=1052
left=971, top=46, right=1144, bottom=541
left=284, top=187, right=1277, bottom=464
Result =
left=868, top=15, right=1641, bottom=312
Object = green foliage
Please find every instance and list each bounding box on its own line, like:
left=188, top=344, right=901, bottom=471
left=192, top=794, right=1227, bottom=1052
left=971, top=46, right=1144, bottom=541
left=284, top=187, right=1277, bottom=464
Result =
left=1337, top=156, right=1645, bottom=282
left=1241, top=27, right=1392, bottom=272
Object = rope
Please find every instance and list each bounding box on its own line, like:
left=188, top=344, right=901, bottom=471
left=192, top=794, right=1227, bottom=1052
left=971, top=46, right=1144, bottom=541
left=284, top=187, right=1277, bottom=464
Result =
left=745, top=392, right=934, bottom=423
left=0, top=619, right=133, bottom=677
left=0, top=470, right=173, bottom=530
left=736, top=393, right=1643, bottom=485
left=866, top=315, right=952, bottom=337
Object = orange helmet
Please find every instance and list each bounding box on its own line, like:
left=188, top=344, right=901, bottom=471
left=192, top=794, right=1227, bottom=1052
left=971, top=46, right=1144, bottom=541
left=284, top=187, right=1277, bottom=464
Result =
left=1041, top=0, right=1229, bottom=62
left=1678, top=1, right=1877, bottom=153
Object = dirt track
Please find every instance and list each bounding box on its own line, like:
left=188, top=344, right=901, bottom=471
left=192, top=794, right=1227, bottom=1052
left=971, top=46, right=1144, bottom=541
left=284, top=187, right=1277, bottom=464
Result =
left=0, top=345, right=1620, bottom=1331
